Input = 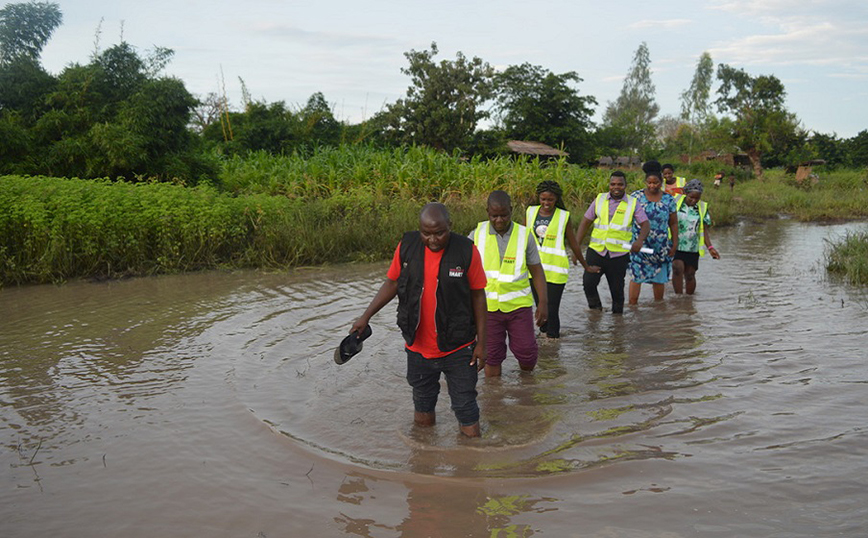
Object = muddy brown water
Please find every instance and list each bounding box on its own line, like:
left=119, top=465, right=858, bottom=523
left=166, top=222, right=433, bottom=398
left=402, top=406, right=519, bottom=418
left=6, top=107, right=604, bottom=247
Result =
left=2, top=219, right=867, bottom=537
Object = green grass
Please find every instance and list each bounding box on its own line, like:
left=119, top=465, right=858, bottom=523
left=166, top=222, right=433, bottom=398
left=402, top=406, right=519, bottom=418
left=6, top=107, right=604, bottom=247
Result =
left=826, top=232, right=868, bottom=285
left=3, top=147, right=867, bottom=286
left=702, top=168, right=868, bottom=225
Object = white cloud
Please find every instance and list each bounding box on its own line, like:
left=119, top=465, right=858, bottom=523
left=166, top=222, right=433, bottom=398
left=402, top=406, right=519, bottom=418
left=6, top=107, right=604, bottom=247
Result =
left=249, top=23, right=401, bottom=50
left=628, top=19, right=692, bottom=30
left=708, top=15, right=868, bottom=71
left=709, top=0, right=863, bottom=18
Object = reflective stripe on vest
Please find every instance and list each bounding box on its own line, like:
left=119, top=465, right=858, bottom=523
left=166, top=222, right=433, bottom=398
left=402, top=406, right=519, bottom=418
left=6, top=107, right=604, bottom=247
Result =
left=526, top=205, right=570, bottom=284
left=677, top=176, right=686, bottom=188
left=589, top=193, right=637, bottom=254
left=675, top=194, right=708, bottom=257
left=473, top=221, right=533, bottom=312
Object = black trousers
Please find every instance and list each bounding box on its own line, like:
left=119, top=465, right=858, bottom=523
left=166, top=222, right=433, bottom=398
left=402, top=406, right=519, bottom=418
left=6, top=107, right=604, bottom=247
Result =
left=582, top=248, right=629, bottom=314
left=530, top=280, right=566, bottom=338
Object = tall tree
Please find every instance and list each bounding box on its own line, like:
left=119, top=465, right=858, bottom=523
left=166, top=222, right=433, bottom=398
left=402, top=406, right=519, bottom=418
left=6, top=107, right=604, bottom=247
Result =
left=0, top=0, right=61, bottom=63
left=715, top=64, right=800, bottom=177
left=680, top=51, right=714, bottom=161
left=384, top=42, right=493, bottom=152
left=848, top=130, right=868, bottom=167
left=602, top=42, right=659, bottom=155
left=493, top=62, right=597, bottom=162
left=299, top=91, right=340, bottom=147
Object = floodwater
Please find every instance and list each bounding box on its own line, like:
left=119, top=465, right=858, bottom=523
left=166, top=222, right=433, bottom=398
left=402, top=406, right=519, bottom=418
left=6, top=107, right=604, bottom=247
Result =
left=2, top=219, right=867, bottom=537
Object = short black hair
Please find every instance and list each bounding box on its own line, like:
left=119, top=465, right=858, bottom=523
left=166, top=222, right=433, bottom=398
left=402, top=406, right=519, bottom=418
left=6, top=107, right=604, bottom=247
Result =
left=420, top=202, right=450, bottom=224
left=662, top=163, right=675, bottom=171
left=487, top=190, right=511, bottom=209
left=610, top=170, right=626, bottom=180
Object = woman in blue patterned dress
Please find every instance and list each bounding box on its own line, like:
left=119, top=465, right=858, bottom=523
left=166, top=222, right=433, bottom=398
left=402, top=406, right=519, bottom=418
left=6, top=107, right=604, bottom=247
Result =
left=628, top=170, right=679, bottom=304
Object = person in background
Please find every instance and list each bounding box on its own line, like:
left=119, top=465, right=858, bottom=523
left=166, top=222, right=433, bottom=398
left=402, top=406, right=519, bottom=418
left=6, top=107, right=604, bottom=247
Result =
left=729, top=174, right=736, bottom=191
left=662, top=163, right=686, bottom=195
left=713, top=171, right=724, bottom=188
left=628, top=170, right=678, bottom=304
left=672, top=180, right=720, bottom=295
left=575, top=171, right=649, bottom=314
left=472, top=191, right=547, bottom=377
left=350, top=203, right=487, bottom=437
left=525, top=180, right=590, bottom=338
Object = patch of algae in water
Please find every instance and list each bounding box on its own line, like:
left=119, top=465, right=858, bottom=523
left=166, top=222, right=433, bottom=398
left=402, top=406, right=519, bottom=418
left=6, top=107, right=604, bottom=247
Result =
left=535, top=459, right=577, bottom=473
left=476, top=495, right=531, bottom=516
left=586, top=406, right=634, bottom=421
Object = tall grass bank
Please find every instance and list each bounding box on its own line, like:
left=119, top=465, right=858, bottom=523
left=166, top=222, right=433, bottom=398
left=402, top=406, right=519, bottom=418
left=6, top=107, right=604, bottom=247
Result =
left=0, top=175, right=476, bottom=285
left=826, top=232, right=868, bottom=285
left=3, top=146, right=866, bottom=286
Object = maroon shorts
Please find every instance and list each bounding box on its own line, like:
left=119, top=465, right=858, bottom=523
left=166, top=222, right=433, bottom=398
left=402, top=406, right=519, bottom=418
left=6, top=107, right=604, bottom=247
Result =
left=485, top=306, right=538, bottom=368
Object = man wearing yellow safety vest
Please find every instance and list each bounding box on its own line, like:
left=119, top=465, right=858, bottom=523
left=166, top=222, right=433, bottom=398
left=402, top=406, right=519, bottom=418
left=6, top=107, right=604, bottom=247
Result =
left=471, top=191, right=548, bottom=377
left=575, top=171, right=651, bottom=314
left=662, top=163, right=686, bottom=195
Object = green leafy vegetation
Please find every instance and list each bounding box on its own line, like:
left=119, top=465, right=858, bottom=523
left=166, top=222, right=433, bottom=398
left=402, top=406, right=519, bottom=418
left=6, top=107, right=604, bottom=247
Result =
left=826, top=232, right=868, bottom=285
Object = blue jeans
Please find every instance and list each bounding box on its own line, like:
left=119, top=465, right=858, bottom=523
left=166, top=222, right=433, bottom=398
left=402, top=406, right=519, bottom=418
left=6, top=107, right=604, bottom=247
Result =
left=406, top=346, right=479, bottom=426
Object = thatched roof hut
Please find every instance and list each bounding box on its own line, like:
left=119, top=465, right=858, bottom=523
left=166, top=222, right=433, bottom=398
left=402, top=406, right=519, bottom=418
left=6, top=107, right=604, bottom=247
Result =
left=507, top=140, right=568, bottom=157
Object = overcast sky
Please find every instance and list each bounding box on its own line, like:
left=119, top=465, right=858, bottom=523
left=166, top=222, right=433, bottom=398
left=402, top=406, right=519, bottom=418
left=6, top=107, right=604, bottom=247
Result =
left=38, top=0, right=868, bottom=138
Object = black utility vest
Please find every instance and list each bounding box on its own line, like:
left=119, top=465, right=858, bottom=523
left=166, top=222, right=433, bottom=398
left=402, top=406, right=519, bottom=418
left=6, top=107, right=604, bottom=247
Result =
left=396, top=231, right=476, bottom=352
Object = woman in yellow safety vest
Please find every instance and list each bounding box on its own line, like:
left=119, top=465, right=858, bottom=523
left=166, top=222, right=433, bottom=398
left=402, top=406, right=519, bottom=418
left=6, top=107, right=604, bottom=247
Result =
left=662, top=163, right=686, bottom=195
left=672, top=179, right=720, bottom=295
left=525, top=180, right=590, bottom=338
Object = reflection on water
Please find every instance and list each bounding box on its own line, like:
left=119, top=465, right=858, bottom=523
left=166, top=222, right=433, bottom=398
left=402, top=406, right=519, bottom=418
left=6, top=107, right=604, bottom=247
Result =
left=2, top=220, right=868, bottom=536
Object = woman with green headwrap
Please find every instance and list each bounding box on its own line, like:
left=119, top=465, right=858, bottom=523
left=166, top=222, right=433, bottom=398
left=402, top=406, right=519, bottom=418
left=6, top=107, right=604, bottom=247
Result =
left=672, top=179, right=720, bottom=295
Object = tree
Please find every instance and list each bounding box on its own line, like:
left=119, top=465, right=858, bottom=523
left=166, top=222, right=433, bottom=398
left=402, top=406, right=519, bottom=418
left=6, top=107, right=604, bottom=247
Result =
left=655, top=114, right=691, bottom=157
left=298, top=91, right=340, bottom=147
left=0, top=55, right=55, bottom=119
left=190, top=92, right=223, bottom=133
left=848, top=130, right=868, bottom=167
left=13, top=34, right=209, bottom=181
left=202, top=100, right=298, bottom=155
left=492, top=62, right=597, bottom=162
left=0, top=1, right=62, bottom=64
left=384, top=42, right=493, bottom=152
left=715, top=64, right=800, bottom=177
left=602, top=42, right=659, bottom=156
left=679, top=51, right=714, bottom=162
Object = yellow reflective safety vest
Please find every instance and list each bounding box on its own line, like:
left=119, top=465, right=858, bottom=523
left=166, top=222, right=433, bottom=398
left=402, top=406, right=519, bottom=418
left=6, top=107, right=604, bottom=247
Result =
left=526, top=205, right=570, bottom=284
left=589, top=193, right=638, bottom=254
left=675, top=194, right=709, bottom=257
left=473, top=221, right=534, bottom=312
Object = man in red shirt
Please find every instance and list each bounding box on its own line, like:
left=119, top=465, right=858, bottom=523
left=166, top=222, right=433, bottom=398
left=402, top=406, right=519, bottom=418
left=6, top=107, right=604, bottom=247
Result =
left=350, top=203, right=488, bottom=437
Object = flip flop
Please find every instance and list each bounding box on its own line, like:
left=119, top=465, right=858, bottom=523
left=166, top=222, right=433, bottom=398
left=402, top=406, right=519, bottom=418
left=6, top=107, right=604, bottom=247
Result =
left=334, top=324, right=373, bottom=365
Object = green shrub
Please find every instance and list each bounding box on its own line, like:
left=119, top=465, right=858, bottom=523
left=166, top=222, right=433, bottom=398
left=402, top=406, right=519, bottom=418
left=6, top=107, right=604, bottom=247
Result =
left=826, top=232, right=868, bottom=285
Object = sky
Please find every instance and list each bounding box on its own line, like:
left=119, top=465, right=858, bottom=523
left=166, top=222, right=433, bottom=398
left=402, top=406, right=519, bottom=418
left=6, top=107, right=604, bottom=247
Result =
left=36, top=0, right=868, bottom=138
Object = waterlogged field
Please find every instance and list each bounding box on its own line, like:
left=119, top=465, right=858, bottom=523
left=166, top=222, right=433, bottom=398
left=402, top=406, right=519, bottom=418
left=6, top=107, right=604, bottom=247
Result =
left=2, top=145, right=867, bottom=285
